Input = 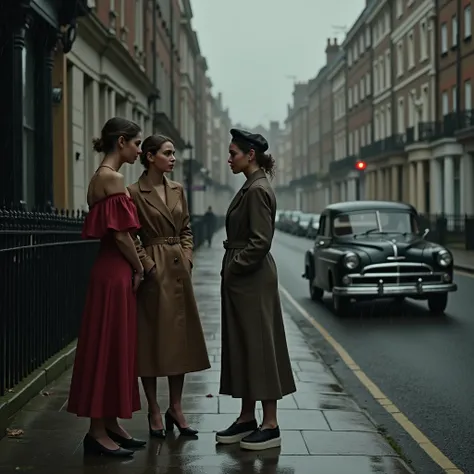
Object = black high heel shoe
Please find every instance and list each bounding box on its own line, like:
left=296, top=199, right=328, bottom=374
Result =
left=165, top=409, right=198, bottom=436
left=148, top=413, right=166, bottom=438
left=83, top=433, right=134, bottom=457
left=105, top=429, right=147, bottom=449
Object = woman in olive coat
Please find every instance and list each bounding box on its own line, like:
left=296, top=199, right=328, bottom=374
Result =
left=128, top=135, right=210, bottom=438
left=216, top=128, right=296, bottom=451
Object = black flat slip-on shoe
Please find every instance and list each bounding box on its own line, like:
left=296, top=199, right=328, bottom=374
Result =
left=215, top=419, right=258, bottom=445
left=148, top=414, right=166, bottom=438
left=83, top=433, right=134, bottom=457
left=240, top=426, right=281, bottom=451
left=165, top=410, right=198, bottom=436
left=105, top=429, right=147, bottom=449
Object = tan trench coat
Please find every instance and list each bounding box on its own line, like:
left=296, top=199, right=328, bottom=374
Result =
left=128, top=172, right=210, bottom=377
left=220, top=169, right=296, bottom=400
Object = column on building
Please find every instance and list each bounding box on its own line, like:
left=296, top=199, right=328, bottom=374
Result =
left=391, top=165, right=399, bottom=201
left=109, top=88, right=116, bottom=117
left=443, top=156, right=455, bottom=215
left=429, top=158, right=443, bottom=214
left=348, top=178, right=357, bottom=201
left=408, top=162, right=416, bottom=207
left=376, top=169, right=384, bottom=200
left=460, top=152, right=474, bottom=215
left=69, top=66, right=86, bottom=209
left=383, top=168, right=391, bottom=201
left=416, top=160, right=425, bottom=213
left=369, top=171, right=376, bottom=200
left=331, top=181, right=339, bottom=203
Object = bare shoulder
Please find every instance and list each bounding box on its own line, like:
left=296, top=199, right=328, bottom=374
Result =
left=101, top=169, right=126, bottom=195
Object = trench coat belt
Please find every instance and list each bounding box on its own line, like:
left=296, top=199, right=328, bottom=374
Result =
left=223, top=240, right=247, bottom=250
left=143, top=236, right=180, bottom=246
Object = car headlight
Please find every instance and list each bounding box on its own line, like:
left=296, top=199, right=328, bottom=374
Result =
left=437, top=249, right=452, bottom=267
left=343, top=252, right=360, bottom=270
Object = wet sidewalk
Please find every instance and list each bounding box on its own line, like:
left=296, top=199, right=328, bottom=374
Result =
left=0, top=230, right=413, bottom=474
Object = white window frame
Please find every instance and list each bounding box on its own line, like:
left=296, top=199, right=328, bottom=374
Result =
left=408, top=30, right=415, bottom=69
left=420, top=20, right=428, bottom=60
left=465, top=80, right=472, bottom=109
left=441, top=23, right=448, bottom=53
left=397, top=40, right=404, bottom=77
left=385, top=49, right=391, bottom=88
left=452, top=15, right=458, bottom=46
left=442, top=91, right=449, bottom=116
left=464, top=5, right=472, bottom=39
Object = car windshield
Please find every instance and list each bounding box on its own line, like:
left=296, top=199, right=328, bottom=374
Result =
left=333, top=210, right=418, bottom=237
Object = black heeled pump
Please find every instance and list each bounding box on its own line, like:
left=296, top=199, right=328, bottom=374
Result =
left=147, top=413, right=166, bottom=438
left=165, top=409, right=198, bottom=436
left=105, top=429, right=146, bottom=449
left=83, top=433, right=134, bottom=457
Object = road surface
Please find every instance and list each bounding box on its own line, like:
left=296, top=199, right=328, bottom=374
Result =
left=273, top=230, right=473, bottom=474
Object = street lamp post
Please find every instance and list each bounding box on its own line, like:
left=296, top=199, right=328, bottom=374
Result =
left=185, top=141, right=194, bottom=217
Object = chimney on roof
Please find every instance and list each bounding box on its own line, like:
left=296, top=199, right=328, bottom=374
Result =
left=325, top=37, right=340, bottom=65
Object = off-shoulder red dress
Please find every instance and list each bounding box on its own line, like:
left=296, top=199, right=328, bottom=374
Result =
left=67, top=193, right=141, bottom=419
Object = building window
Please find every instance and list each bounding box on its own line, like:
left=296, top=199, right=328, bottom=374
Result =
left=385, top=50, right=391, bottom=88
left=134, top=0, right=144, bottom=56
left=408, top=30, right=415, bottom=68
left=22, top=33, right=36, bottom=208
left=360, top=78, right=365, bottom=100
left=398, top=98, right=405, bottom=133
left=348, top=49, right=352, bottom=66
left=397, top=41, right=404, bottom=76
left=452, top=86, right=457, bottom=112
left=359, top=35, right=364, bottom=55
left=420, top=20, right=428, bottom=59
left=348, top=87, right=353, bottom=108
left=442, top=91, right=449, bottom=115
left=465, top=5, right=472, bottom=39
left=365, top=27, right=371, bottom=48
left=465, top=80, right=472, bottom=109
left=452, top=15, right=458, bottom=46
left=366, top=72, right=371, bottom=95
left=441, top=23, right=448, bottom=53
left=386, top=105, right=392, bottom=136
left=354, top=84, right=359, bottom=104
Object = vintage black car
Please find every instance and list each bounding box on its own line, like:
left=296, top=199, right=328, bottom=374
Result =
left=302, top=201, right=457, bottom=316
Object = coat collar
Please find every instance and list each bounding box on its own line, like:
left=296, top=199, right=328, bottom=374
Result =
left=138, top=171, right=180, bottom=229
left=226, top=168, right=266, bottom=220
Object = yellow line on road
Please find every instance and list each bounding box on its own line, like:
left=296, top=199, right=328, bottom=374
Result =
left=279, top=285, right=464, bottom=474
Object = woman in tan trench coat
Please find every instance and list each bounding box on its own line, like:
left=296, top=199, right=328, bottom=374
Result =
left=216, top=128, right=296, bottom=452
left=128, top=135, right=210, bottom=438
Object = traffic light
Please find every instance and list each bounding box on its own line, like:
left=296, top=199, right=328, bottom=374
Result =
left=355, top=160, right=367, bottom=171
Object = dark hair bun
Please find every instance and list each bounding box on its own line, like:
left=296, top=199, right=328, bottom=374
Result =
left=257, top=153, right=276, bottom=179
left=92, top=137, right=104, bottom=153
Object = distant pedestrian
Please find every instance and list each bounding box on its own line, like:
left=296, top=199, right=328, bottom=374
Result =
left=203, top=206, right=216, bottom=247
left=128, top=134, right=210, bottom=439
left=217, top=128, right=296, bottom=451
left=67, top=117, right=146, bottom=457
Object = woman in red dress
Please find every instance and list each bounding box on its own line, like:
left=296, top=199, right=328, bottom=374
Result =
left=67, top=117, right=146, bottom=457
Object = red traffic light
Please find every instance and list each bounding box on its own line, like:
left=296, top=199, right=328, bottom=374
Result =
left=355, top=160, right=367, bottom=171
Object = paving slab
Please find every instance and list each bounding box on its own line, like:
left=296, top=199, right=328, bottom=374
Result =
left=0, top=232, right=414, bottom=474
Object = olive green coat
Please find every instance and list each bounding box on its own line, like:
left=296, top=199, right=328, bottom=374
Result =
left=220, top=169, right=296, bottom=400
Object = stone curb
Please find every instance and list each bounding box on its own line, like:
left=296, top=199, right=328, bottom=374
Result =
left=0, top=342, right=77, bottom=437
left=454, top=263, right=474, bottom=274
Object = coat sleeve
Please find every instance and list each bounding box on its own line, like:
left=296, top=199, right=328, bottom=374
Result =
left=127, top=185, right=156, bottom=274
left=180, top=185, right=194, bottom=266
left=229, top=185, right=272, bottom=275
left=133, top=234, right=156, bottom=274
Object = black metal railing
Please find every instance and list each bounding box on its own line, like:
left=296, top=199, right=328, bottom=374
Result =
left=418, top=213, right=474, bottom=251
left=0, top=207, right=98, bottom=397
left=0, top=208, right=225, bottom=396
left=360, top=133, right=406, bottom=160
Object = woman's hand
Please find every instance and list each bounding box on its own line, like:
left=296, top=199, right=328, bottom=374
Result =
left=132, top=266, right=145, bottom=292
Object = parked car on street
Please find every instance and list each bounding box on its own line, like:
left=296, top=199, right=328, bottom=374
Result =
left=293, top=213, right=315, bottom=236
left=284, top=210, right=303, bottom=234
left=302, top=201, right=457, bottom=316
left=306, top=214, right=321, bottom=239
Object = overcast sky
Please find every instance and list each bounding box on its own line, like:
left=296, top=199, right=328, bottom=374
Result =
left=191, top=0, right=365, bottom=129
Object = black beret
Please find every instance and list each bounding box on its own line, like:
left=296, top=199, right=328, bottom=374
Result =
left=230, top=128, right=269, bottom=153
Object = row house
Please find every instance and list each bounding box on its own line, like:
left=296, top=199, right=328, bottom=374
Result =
left=0, top=0, right=89, bottom=209
left=437, top=0, right=474, bottom=216
left=334, top=6, right=374, bottom=203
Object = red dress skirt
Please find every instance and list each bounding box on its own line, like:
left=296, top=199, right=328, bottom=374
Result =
left=67, top=193, right=141, bottom=419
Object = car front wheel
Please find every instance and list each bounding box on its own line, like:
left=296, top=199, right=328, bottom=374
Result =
left=309, top=278, right=324, bottom=301
left=427, top=293, right=448, bottom=315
